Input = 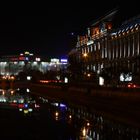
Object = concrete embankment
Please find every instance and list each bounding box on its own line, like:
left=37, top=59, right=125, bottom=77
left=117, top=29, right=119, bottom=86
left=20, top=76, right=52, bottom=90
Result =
left=29, top=83, right=140, bottom=128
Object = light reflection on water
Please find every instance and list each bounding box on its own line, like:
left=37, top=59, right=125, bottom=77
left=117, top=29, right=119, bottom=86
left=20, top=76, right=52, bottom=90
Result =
left=39, top=96, right=140, bottom=140
left=0, top=88, right=140, bottom=140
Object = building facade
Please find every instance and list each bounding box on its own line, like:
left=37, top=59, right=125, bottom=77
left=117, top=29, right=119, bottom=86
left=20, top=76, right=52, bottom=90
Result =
left=68, top=11, right=140, bottom=86
left=0, top=51, right=68, bottom=76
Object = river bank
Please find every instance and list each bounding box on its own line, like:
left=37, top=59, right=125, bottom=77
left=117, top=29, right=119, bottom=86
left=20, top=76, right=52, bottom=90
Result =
left=29, top=83, right=140, bottom=128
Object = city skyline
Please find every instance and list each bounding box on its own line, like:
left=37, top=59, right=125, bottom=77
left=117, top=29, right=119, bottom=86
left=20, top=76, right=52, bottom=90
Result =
left=0, top=3, right=139, bottom=58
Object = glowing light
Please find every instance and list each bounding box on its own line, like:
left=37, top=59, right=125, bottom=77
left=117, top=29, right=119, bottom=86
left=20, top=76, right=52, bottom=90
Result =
left=25, top=57, right=29, bottom=61
left=87, top=40, right=93, bottom=46
left=25, top=51, right=29, bottom=54
left=99, top=77, right=104, bottom=86
left=19, top=56, right=25, bottom=61
left=27, top=76, right=31, bottom=81
left=128, top=84, right=131, bottom=88
left=18, top=104, right=24, bottom=108
left=35, top=104, right=40, bottom=108
left=10, top=76, right=15, bottom=80
left=28, top=108, right=33, bottom=112
left=83, top=53, right=87, bottom=57
left=2, top=90, right=5, bottom=95
left=19, top=108, right=23, bottom=111
left=24, top=103, right=28, bottom=108
left=18, top=99, right=24, bottom=103
left=11, top=90, right=14, bottom=95
left=13, top=100, right=17, bottom=103
left=24, top=109, right=28, bottom=114
left=82, top=127, right=86, bottom=137
left=60, top=59, right=67, bottom=63
left=60, top=103, right=66, bottom=107
left=87, top=122, right=90, bottom=126
left=26, top=88, right=30, bottom=93
left=64, top=77, right=68, bottom=83
left=52, top=103, right=59, bottom=106
left=55, top=111, right=59, bottom=117
left=71, top=32, right=74, bottom=35
left=35, top=57, right=41, bottom=61
left=51, top=58, right=59, bottom=63
left=69, top=115, right=72, bottom=119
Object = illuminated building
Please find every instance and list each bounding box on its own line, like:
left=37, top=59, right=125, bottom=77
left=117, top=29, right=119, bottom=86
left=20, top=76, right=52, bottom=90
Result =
left=0, top=51, right=68, bottom=76
left=68, top=10, right=140, bottom=86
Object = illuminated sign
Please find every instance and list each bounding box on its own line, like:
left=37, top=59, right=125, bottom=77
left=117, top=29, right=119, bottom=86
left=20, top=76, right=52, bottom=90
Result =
left=60, top=59, right=67, bottom=63
left=35, top=57, right=41, bottom=61
left=25, top=51, right=30, bottom=55
left=11, top=58, right=18, bottom=61
left=51, top=58, right=59, bottom=63
left=19, top=56, right=25, bottom=61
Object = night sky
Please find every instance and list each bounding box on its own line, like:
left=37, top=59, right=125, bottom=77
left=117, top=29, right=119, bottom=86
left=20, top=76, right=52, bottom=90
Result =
left=0, top=2, right=139, bottom=58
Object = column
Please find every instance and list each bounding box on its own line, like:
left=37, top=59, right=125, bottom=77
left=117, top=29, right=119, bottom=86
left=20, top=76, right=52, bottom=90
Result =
left=137, top=32, right=140, bottom=55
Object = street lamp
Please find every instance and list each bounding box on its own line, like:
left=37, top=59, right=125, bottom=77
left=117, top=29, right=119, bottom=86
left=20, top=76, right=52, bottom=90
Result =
left=83, top=53, right=88, bottom=58
left=82, top=53, right=89, bottom=81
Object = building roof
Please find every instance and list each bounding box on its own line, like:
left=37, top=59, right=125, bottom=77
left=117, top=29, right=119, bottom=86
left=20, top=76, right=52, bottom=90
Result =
left=90, top=8, right=118, bottom=27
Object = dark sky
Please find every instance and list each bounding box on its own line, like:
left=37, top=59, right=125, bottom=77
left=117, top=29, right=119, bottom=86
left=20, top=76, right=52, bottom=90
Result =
left=0, top=2, right=139, bottom=58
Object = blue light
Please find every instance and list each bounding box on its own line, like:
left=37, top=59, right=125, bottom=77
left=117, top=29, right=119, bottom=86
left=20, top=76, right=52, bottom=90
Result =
left=59, top=103, right=67, bottom=108
left=25, top=57, right=29, bottom=61
left=60, top=59, right=67, bottom=63
left=24, top=103, right=28, bottom=108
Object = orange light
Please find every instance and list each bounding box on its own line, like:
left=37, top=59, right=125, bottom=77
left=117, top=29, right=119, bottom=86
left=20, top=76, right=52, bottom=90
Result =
left=83, top=53, right=87, bottom=57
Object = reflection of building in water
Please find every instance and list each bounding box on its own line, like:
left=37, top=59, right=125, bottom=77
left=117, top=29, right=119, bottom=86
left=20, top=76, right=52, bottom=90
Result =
left=68, top=9, right=140, bottom=85
left=0, top=51, right=68, bottom=75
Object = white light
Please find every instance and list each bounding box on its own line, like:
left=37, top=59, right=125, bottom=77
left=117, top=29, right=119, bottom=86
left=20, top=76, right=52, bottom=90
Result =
left=120, top=73, right=132, bottom=82
left=120, top=74, right=124, bottom=81
left=87, top=40, right=93, bottom=46
left=14, top=62, right=18, bottom=64
left=26, top=88, right=30, bottom=92
left=18, top=99, right=24, bottom=103
left=33, top=61, right=37, bottom=65
left=99, top=77, right=104, bottom=86
left=64, top=77, right=68, bottom=83
left=51, top=58, right=59, bottom=63
left=60, top=59, right=67, bottom=63
left=13, top=100, right=17, bottom=103
left=19, top=108, right=23, bottom=111
left=27, top=76, right=31, bottom=80
left=28, top=108, right=33, bottom=112
left=52, top=103, right=59, bottom=106
left=111, top=32, right=117, bottom=35
left=35, top=57, right=41, bottom=61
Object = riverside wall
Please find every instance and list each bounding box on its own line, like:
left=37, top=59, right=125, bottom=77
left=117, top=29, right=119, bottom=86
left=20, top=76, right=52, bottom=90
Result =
left=29, top=83, right=140, bottom=128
